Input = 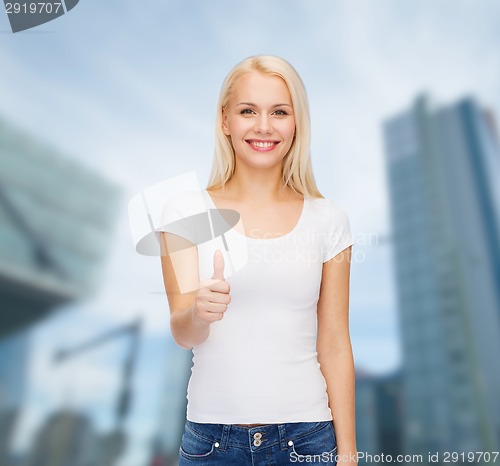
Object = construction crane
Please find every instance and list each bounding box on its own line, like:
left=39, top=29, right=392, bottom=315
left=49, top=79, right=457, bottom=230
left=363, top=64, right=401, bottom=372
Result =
left=52, top=317, right=142, bottom=466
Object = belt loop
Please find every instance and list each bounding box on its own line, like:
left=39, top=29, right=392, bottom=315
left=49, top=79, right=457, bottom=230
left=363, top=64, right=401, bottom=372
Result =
left=278, top=423, right=288, bottom=451
left=219, top=424, right=231, bottom=451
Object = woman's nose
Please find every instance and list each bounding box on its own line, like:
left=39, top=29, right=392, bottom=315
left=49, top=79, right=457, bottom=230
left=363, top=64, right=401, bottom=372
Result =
left=254, top=115, right=273, bottom=134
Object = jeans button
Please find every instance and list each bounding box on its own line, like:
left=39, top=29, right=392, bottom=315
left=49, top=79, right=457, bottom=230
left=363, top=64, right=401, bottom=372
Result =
left=253, top=439, right=262, bottom=446
left=253, top=433, right=262, bottom=440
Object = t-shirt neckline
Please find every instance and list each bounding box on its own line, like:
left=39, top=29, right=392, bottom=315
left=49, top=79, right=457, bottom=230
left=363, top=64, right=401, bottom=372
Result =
left=203, top=189, right=308, bottom=241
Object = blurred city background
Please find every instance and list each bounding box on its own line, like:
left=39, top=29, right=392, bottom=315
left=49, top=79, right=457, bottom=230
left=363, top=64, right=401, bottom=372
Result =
left=0, top=1, right=499, bottom=465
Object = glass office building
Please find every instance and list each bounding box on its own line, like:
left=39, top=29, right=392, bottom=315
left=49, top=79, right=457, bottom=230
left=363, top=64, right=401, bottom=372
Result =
left=383, top=94, right=500, bottom=460
left=0, top=116, right=122, bottom=338
left=0, top=115, right=122, bottom=463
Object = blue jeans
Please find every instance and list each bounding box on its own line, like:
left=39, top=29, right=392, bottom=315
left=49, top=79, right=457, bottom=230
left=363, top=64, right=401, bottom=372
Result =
left=178, top=420, right=338, bottom=465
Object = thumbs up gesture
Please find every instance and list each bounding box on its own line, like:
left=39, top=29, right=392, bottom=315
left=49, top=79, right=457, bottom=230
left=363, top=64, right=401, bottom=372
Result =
left=193, top=250, right=231, bottom=325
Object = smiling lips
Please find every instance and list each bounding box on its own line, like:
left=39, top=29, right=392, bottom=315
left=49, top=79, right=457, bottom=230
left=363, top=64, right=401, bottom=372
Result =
left=246, top=139, right=280, bottom=152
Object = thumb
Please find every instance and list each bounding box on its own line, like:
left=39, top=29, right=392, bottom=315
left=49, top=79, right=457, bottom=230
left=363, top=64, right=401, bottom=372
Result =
left=212, top=249, right=225, bottom=280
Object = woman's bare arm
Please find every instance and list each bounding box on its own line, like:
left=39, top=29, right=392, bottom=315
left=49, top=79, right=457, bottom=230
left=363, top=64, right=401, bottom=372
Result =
left=317, top=246, right=358, bottom=464
left=160, top=232, right=210, bottom=350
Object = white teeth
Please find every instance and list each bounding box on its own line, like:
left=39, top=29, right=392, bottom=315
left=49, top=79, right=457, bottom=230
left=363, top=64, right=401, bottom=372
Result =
left=251, top=141, right=275, bottom=148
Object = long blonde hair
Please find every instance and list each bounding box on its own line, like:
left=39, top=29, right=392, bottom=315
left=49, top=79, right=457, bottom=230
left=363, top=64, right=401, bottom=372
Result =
left=206, top=55, right=324, bottom=199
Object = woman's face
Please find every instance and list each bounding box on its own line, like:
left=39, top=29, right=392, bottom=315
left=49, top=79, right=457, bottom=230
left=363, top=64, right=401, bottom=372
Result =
left=222, top=71, right=296, bottom=170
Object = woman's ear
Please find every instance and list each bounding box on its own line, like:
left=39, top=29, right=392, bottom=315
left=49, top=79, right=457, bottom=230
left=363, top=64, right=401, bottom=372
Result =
left=222, top=108, right=230, bottom=136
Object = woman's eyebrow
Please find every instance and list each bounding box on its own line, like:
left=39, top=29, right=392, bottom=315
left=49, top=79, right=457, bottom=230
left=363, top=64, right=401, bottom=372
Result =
left=236, top=102, right=292, bottom=108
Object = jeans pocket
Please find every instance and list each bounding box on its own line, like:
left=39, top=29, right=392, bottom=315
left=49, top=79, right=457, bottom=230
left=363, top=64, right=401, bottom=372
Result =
left=179, top=425, right=217, bottom=460
left=289, top=421, right=337, bottom=461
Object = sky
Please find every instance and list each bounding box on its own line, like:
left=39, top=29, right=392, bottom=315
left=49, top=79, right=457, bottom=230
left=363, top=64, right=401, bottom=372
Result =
left=1, top=1, right=499, bottom=464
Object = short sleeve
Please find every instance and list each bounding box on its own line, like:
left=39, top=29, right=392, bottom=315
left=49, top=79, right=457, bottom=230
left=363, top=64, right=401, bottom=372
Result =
left=158, top=201, right=195, bottom=239
left=157, top=191, right=218, bottom=251
left=323, top=200, right=355, bottom=263
left=156, top=195, right=201, bottom=250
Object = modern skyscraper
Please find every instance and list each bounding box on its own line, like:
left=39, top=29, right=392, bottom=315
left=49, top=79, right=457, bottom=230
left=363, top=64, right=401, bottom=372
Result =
left=383, top=94, right=500, bottom=460
left=0, top=114, right=122, bottom=464
left=0, top=115, right=122, bottom=338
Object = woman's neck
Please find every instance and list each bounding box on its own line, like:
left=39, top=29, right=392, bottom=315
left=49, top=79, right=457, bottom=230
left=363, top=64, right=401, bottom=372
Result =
left=217, top=172, right=294, bottom=204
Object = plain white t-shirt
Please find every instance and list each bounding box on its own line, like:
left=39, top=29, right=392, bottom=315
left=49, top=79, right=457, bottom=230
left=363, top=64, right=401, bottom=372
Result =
left=159, top=189, right=355, bottom=424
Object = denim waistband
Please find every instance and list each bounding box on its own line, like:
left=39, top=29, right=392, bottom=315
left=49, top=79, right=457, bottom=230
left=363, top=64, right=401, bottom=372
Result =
left=185, top=420, right=332, bottom=452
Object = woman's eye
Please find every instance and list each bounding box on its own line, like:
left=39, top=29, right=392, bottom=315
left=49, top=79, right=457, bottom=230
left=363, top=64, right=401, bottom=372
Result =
left=240, top=108, right=255, bottom=115
left=273, top=109, right=288, bottom=116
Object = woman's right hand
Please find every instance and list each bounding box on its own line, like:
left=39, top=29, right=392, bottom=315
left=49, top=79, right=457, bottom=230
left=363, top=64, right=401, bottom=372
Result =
left=192, top=250, right=231, bottom=325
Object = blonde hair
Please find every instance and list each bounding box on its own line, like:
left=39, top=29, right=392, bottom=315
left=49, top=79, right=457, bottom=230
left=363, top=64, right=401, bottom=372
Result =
left=206, top=55, right=324, bottom=199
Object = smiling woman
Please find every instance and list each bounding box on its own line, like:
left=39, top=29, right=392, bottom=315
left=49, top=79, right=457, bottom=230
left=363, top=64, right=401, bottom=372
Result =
left=160, top=55, right=357, bottom=465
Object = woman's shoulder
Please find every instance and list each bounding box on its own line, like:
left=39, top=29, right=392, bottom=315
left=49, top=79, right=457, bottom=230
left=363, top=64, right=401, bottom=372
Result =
left=161, top=189, right=209, bottom=219
left=308, top=195, right=330, bottom=218
left=308, top=196, right=352, bottom=228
